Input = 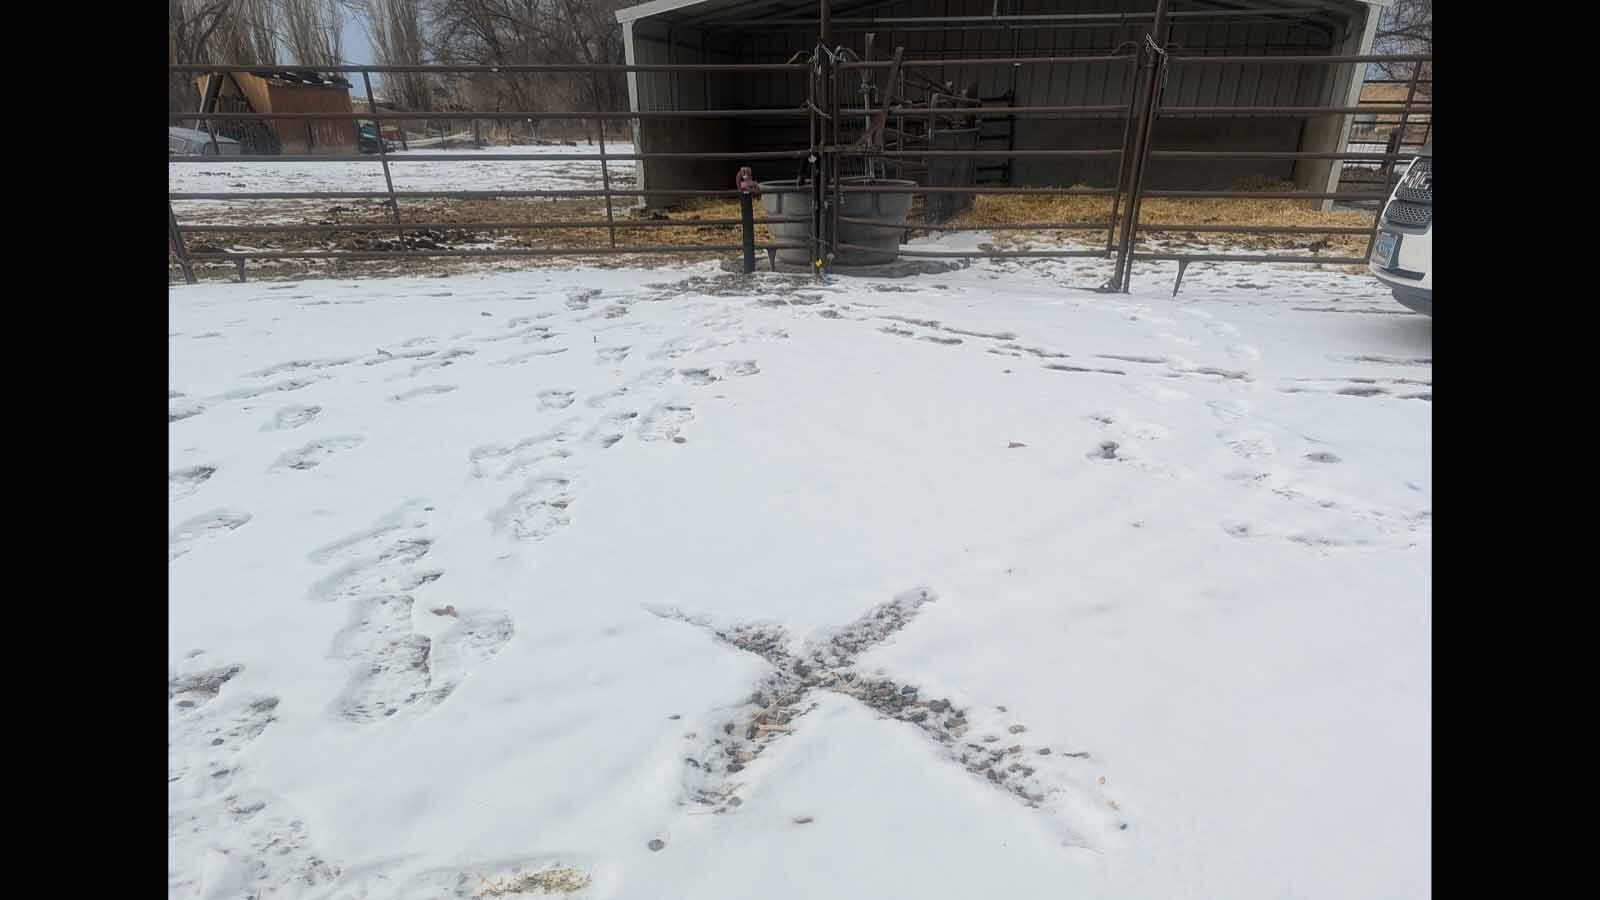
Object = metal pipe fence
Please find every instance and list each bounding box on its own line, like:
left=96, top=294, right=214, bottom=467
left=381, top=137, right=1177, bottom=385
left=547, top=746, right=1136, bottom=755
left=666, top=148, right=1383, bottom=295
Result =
left=169, top=36, right=1430, bottom=292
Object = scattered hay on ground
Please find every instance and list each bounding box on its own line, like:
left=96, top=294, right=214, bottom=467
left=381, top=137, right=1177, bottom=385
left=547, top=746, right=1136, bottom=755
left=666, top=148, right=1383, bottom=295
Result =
left=171, top=181, right=1380, bottom=283
left=474, top=864, right=592, bottom=897
left=943, top=181, right=1375, bottom=256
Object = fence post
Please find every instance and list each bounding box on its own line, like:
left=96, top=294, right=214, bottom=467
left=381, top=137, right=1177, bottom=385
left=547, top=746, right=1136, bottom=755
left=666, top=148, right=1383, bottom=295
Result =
left=1108, top=0, right=1170, bottom=293
left=591, top=72, right=618, bottom=249
left=1397, top=58, right=1424, bottom=160
left=1106, top=50, right=1142, bottom=256
left=361, top=72, right=403, bottom=226
left=200, top=69, right=224, bottom=158
left=809, top=45, right=826, bottom=276
left=168, top=202, right=196, bottom=285
left=828, top=33, right=843, bottom=273
left=737, top=166, right=757, bottom=274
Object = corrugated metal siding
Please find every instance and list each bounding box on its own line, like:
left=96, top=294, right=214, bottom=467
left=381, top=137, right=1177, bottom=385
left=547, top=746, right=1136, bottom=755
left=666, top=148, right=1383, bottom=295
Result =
left=708, top=0, right=1339, bottom=110
left=630, top=0, right=1362, bottom=193
left=631, top=20, right=743, bottom=111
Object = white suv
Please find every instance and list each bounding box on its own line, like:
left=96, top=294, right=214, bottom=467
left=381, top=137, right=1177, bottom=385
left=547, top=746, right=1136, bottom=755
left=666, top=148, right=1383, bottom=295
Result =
left=1369, top=143, right=1432, bottom=316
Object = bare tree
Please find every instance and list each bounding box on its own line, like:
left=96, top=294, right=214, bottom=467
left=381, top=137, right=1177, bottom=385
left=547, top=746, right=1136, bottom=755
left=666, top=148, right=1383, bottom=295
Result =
left=281, top=0, right=346, bottom=68
left=212, top=0, right=282, bottom=67
left=365, top=0, right=433, bottom=110
left=170, top=0, right=238, bottom=112
left=552, top=0, right=627, bottom=112
left=424, top=1, right=626, bottom=137
left=1371, top=0, right=1431, bottom=83
left=427, top=1, right=552, bottom=117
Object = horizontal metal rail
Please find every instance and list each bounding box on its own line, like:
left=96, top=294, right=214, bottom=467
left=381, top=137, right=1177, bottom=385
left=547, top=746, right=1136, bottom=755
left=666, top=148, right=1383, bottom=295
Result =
left=709, top=10, right=1356, bottom=29
left=843, top=53, right=1429, bottom=69
left=169, top=188, right=809, bottom=200
left=883, top=104, right=1128, bottom=118
left=185, top=244, right=809, bottom=261
left=176, top=108, right=811, bottom=121
left=179, top=218, right=809, bottom=233
left=1140, top=190, right=1389, bottom=200
left=834, top=148, right=1122, bottom=158
left=170, top=63, right=809, bottom=73
left=1137, top=224, right=1375, bottom=235
left=837, top=243, right=1112, bottom=259
left=1168, top=53, right=1431, bottom=64
left=1148, top=150, right=1412, bottom=161
left=842, top=55, right=1132, bottom=69
left=844, top=218, right=1112, bottom=231
left=1159, top=105, right=1431, bottom=117
left=1131, top=252, right=1370, bottom=265
left=170, top=150, right=809, bottom=163
left=840, top=185, right=1118, bottom=195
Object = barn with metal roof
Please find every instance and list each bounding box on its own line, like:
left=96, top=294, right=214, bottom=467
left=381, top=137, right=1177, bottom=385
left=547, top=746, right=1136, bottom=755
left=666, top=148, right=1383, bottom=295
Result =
left=617, top=0, right=1388, bottom=203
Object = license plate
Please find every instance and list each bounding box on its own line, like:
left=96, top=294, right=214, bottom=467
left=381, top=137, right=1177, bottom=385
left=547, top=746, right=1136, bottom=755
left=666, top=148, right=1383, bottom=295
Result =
left=1373, top=231, right=1400, bottom=268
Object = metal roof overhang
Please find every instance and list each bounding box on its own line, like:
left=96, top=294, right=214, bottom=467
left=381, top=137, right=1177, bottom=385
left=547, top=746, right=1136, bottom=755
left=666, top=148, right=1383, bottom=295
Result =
left=617, top=0, right=1391, bottom=28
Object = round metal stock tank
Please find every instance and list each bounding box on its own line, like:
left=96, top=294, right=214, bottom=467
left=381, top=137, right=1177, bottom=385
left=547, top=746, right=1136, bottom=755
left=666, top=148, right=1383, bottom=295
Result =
left=757, top=179, right=814, bottom=265
left=759, top=177, right=917, bottom=266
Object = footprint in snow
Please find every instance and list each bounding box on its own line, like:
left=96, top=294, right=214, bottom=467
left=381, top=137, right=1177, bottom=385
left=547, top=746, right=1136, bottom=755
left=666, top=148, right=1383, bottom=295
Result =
left=169, top=465, right=217, bottom=503
left=639, top=404, right=694, bottom=443
left=489, top=477, right=575, bottom=542
left=262, top=404, right=322, bottom=431
left=1217, top=429, right=1276, bottom=460
left=587, top=412, right=638, bottom=449
left=273, top=436, right=364, bottom=471
left=169, top=509, right=251, bottom=561
left=390, top=385, right=458, bottom=403
left=170, top=401, right=207, bottom=423
left=537, top=390, right=575, bottom=411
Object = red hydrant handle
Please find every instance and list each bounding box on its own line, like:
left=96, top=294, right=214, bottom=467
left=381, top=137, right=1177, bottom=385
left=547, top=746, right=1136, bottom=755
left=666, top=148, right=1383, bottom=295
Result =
left=736, top=166, right=759, bottom=194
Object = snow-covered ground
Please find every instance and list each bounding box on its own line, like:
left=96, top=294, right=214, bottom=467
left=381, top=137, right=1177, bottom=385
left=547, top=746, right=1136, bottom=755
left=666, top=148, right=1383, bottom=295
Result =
left=169, top=257, right=1430, bottom=899
left=169, top=143, right=639, bottom=207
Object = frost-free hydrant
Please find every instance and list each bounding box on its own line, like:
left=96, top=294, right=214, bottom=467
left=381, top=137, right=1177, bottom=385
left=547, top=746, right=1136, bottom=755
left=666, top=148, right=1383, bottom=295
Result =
left=736, top=167, right=759, bottom=273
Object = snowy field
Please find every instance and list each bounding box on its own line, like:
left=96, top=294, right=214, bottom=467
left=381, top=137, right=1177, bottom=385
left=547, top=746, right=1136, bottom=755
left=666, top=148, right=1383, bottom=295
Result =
left=169, top=143, right=639, bottom=212
left=169, top=257, right=1430, bottom=899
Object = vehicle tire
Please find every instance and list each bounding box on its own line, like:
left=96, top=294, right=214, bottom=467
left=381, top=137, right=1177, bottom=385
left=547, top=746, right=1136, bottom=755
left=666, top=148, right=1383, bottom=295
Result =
left=1391, top=287, right=1432, bottom=317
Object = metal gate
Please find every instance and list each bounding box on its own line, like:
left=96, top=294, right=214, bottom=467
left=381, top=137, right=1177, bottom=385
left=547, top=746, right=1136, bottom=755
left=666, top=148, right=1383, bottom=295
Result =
left=169, top=2, right=1429, bottom=291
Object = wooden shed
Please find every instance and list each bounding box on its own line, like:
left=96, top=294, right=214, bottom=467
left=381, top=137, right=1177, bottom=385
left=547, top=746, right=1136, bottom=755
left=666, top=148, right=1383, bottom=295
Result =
left=194, top=70, right=358, bottom=155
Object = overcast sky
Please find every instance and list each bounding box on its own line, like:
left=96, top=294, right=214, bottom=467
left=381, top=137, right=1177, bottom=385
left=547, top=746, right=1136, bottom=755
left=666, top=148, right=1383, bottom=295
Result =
left=342, top=11, right=375, bottom=93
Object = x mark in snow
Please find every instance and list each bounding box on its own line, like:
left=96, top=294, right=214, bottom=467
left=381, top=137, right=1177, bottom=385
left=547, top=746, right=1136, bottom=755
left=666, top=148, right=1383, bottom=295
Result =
left=647, top=588, right=1124, bottom=848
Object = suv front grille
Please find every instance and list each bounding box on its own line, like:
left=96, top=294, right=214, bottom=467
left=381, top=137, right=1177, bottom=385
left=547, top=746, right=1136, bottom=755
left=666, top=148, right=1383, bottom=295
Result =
left=1384, top=200, right=1432, bottom=228
left=1395, top=157, right=1432, bottom=203
left=1384, top=157, right=1431, bottom=228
